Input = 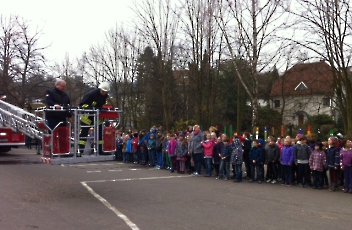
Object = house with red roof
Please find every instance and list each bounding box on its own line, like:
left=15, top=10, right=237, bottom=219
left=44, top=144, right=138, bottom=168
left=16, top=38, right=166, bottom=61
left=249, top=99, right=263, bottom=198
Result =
left=270, top=61, right=337, bottom=126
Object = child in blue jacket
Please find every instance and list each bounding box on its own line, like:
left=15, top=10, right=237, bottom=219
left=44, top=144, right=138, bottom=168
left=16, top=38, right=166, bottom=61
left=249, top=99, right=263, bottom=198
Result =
left=124, top=134, right=133, bottom=163
left=147, top=134, right=156, bottom=167
left=280, top=137, right=295, bottom=186
left=249, top=139, right=263, bottom=183
left=216, top=137, right=232, bottom=180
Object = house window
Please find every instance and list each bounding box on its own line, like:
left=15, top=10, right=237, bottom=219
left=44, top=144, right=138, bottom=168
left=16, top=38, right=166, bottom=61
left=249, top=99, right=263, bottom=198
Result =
left=274, top=100, right=280, bottom=108
left=322, top=97, right=330, bottom=107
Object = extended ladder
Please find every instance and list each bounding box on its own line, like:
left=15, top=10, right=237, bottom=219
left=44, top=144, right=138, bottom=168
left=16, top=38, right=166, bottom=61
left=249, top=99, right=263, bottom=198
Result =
left=0, top=99, right=44, bottom=140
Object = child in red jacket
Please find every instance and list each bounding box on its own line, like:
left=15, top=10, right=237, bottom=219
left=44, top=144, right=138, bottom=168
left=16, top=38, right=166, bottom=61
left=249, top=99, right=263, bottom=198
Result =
left=132, top=133, right=139, bottom=164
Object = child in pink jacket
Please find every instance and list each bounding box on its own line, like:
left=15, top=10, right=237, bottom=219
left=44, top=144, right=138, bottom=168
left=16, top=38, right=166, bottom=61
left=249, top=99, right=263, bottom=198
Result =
left=202, top=133, right=215, bottom=177
left=168, top=134, right=177, bottom=173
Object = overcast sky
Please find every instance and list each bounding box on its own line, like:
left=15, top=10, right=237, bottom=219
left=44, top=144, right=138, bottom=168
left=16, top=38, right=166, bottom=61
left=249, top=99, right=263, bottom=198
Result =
left=1, top=0, right=134, bottom=62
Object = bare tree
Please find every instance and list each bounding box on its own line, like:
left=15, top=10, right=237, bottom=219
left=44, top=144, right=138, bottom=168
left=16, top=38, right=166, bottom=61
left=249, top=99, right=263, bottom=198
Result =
left=291, top=0, right=352, bottom=135
left=51, top=54, right=90, bottom=106
left=0, top=15, right=47, bottom=107
left=80, top=25, right=143, bottom=129
left=104, top=26, right=143, bottom=129
left=133, top=0, right=179, bottom=130
left=179, top=0, right=224, bottom=127
left=83, top=46, right=107, bottom=86
left=216, top=0, right=290, bottom=129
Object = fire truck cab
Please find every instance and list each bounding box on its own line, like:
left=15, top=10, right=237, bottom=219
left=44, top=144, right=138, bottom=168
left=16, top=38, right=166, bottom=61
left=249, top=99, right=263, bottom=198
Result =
left=0, top=127, right=25, bottom=153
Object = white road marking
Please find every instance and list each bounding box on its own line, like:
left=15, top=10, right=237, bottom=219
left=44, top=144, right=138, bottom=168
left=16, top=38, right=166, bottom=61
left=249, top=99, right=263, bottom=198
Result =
left=81, top=182, right=140, bottom=230
left=70, top=163, right=123, bottom=167
left=108, top=169, right=122, bottom=172
left=129, top=169, right=140, bottom=171
left=81, top=175, right=191, bottom=228
left=87, top=171, right=101, bottom=173
left=83, top=175, right=192, bottom=183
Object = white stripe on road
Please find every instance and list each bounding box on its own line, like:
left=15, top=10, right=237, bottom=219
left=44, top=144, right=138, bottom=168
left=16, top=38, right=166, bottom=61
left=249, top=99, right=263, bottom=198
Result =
left=70, top=163, right=123, bottom=167
left=129, top=169, right=140, bottom=171
left=108, top=169, right=122, bottom=172
left=71, top=164, right=101, bottom=167
left=87, top=171, right=101, bottom=173
left=81, top=182, right=139, bottom=230
left=83, top=175, right=192, bottom=183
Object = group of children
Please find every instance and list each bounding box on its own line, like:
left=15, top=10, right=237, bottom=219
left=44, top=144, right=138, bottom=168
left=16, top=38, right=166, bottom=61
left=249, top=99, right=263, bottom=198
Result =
left=275, top=135, right=352, bottom=192
left=115, top=129, right=189, bottom=173
left=115, top=127, right=352, bottom=194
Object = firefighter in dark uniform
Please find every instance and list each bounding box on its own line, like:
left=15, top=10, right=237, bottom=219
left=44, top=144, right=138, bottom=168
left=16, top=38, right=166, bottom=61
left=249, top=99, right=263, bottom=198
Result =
left=45, top=79, right=71, bottom=130
left=78, top=82, right=110, bottom=155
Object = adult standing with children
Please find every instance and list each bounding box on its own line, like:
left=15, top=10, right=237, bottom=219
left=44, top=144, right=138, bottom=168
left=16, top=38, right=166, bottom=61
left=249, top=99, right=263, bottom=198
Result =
left=188, top=125, right=204, bottom=177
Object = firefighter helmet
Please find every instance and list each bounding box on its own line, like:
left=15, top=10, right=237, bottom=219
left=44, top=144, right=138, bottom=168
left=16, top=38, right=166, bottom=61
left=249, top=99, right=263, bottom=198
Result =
left=98, top=82, right=110, bottom=92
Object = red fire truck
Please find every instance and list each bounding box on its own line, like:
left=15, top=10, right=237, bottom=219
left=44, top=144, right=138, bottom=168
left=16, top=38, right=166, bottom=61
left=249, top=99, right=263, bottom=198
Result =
left=0, top=128, right=25, bottom=153
left=0, top=96, right=25, bottom=152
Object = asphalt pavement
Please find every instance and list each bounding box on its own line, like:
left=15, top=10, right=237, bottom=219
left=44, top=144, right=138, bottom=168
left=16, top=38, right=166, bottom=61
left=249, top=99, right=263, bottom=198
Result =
left=1, top=147, right=351, bottom=230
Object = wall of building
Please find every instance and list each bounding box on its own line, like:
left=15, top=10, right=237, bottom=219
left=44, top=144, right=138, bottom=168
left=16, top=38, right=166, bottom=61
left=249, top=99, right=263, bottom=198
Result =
left=270, top=94, right=335, bottom=125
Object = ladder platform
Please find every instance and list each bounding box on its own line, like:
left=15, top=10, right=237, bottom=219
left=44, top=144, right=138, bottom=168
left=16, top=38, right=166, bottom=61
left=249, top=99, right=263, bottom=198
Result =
left=1, top=99, right=122, bottom=165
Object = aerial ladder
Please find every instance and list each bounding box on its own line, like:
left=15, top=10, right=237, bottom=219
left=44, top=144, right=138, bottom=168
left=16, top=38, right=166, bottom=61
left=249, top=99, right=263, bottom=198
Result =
left=0, top=99, right=122, bottom=165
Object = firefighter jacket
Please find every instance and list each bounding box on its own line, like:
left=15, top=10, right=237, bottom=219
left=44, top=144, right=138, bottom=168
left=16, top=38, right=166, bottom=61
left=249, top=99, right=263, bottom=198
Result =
left=79, top=88, right=109, bottom=125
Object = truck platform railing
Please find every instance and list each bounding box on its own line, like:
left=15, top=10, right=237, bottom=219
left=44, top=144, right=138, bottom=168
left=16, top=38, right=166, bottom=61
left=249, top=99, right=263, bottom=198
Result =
left=36, top=106, right=121, bottom=165
left=0, top=99, right=122, bottom=165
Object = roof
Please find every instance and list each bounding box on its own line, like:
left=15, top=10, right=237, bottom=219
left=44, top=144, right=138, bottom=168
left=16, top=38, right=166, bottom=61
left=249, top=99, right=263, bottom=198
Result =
left=270, top=61, right=334, bottom=97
